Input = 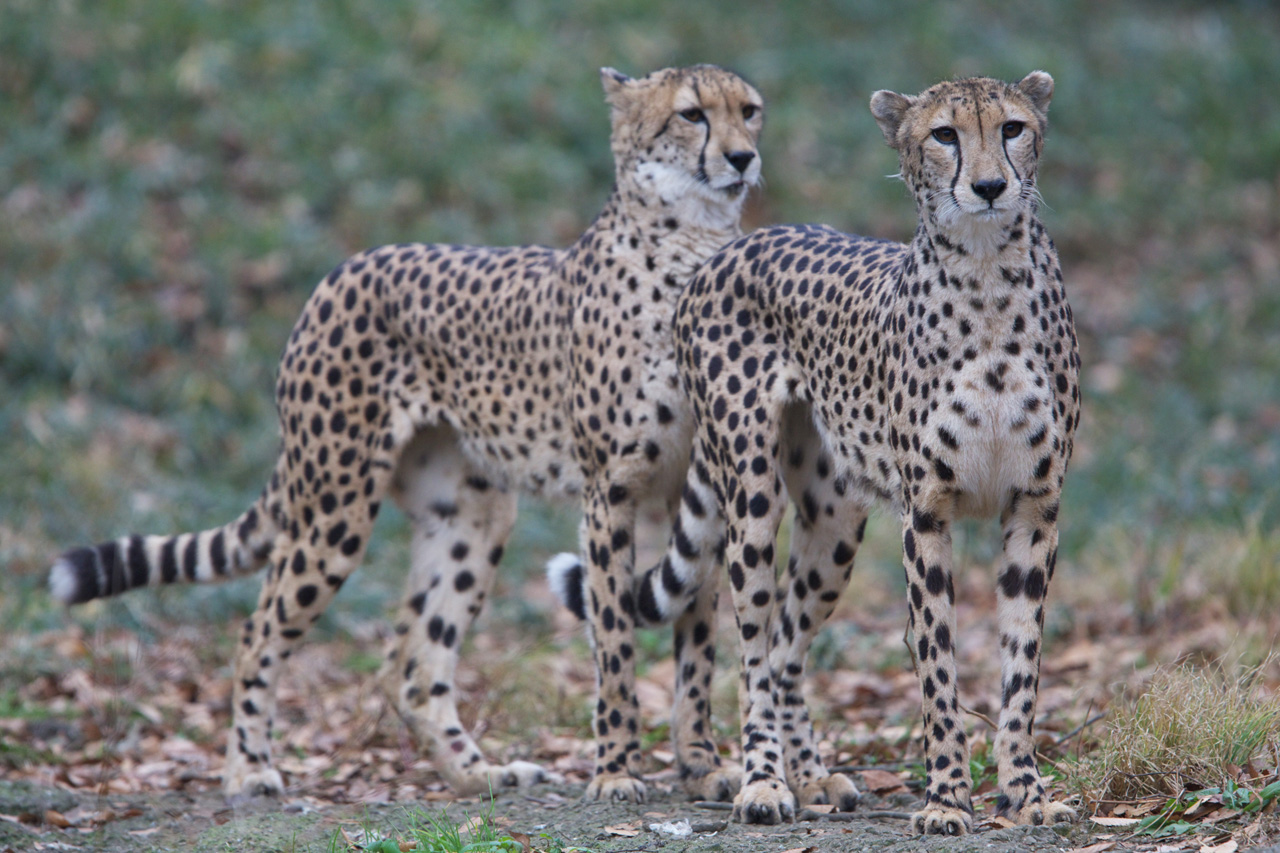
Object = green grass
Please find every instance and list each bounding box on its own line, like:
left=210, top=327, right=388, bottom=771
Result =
left=1070, top=659, right=1280, bottom=805
left=323, top=802, right=527, bottom=853
left=3, top=3, right=1275, bottom=609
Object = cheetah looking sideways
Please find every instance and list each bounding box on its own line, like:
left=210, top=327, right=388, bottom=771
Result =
left=625, top=72, right=1081, bottom=831
left=49, top=65, right=763, bottom=802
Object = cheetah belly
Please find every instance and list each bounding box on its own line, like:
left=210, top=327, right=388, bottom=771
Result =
left=453, top=412, right=585, bottom=498
left=936, top=354, right=1053, bottom=519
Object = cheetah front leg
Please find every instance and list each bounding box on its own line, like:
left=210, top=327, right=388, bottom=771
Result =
left=380, top=427, right=558, bottom=794
left=718, top=443, right=798, bottom=825
left=901, top=500, right=975, bottom=835
left=991, top=494, right=1076, bottom=826
left=579, top=479, right=647, bottom=802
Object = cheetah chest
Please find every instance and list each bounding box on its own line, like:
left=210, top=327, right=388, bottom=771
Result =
left=929, top=348, right=1054, bottom=518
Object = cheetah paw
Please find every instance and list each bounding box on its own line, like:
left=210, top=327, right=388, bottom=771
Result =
left=911, top=805, right=973, bottom=836
left=224, top=767, right=285, bottom=801
left=494, top=760, right=563, bottom=789
left=1004, top=799, right=1077, bottom=826
left=797, top=772, right=860, bottom=812
left=585, top=773, right=647, bottom=803
left=681, top=761, right=742, bottom=802
left=452, top=761, right=563, bottom=795
left=733, top=779, right=797, bottom=825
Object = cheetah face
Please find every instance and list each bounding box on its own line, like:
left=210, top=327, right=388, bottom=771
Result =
left=603, top=64, right=764, bottom=214
left=870, top=72, right=1053, bottom=235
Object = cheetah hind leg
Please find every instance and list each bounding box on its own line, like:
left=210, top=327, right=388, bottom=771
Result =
left=380, top=427, right=561, bottom=794
left=771, top=413, right=865, bottom=812
left=645, top=467, right=742, bottom=801
left=671, top=579, right=742, bottom=801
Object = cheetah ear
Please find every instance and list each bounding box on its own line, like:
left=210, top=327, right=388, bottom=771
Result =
left=600, top=67, right=635, bottom=107
left=1016, top=71, right=1054, bottom=115
left=869, top=90, right=913, bottom=148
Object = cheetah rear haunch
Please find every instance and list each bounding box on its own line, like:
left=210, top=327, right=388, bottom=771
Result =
left=48, top=64, right=764, bottom=802
left=632, top=71, right=1081, bottom=832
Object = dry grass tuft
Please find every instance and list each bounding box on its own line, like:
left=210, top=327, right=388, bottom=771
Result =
left=1204, top=521, right=1280, bottom=622
left=1072, top=659, right=1280, bottom=805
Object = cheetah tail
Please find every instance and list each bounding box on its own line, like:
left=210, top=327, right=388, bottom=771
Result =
left=546, top=552, right=589, bottom=622
left=48, top=477, right=284, bottom=606
left=545, top=549, right=688, bottom=629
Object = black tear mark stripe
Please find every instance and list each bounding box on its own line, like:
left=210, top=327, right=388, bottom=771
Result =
left=1003, top=137, right=1023, bottom=184
left=949, top=134, right=964, bottom=198
left=697, top=124, right=710, bottom=182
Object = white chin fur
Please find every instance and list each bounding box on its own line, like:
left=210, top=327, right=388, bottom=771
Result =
left=937, top=199, right=1023, bottom=256
left=634, top=162, right=753, bottom=230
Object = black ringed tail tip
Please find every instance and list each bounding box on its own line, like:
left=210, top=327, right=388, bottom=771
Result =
left=546, top=552, right=587, bottom=621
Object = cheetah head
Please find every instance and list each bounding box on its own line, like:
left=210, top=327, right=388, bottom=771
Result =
left=602, top=64, right=764, bottom=225
left=870, top=72, right=1053, bottom=245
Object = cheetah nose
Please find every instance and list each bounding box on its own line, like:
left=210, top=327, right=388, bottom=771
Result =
left=725, top=150, right=755, bottom=174
left=972, top=178, right=1008, bottom=202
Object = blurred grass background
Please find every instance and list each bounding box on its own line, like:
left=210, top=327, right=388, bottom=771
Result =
left=2, top=0, right=1278, bottom=660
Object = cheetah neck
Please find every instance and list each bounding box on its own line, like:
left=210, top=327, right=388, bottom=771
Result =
left=573, top=171, right=747, bottom=292
left=912, top=206, right=1041, bottom=299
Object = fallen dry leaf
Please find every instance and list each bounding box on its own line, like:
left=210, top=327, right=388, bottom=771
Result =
left=1089, top=816, right=1141, bottom=827
left=1066, top=843, right=1116, bottom=853
left=858, top=768, right=909, bottom=794
left=1199, top=840, right=1237, bottom=853
left=603, top=823, right=640, bottom=837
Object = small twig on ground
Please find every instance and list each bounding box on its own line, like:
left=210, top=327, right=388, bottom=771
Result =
left=1055, top=712, right=1106, bottom=747
left=693, top=802, right=913, bottom=822
left=961, top=704, right=999, bottom=732
left=828, top=761, right=912, bottom=773
left=798, top=809, right=914, bottom=822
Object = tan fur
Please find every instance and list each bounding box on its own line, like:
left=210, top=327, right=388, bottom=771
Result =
left=50, top=64, right=764, bottom=802
left=631, top=72, right=1079, bottom=831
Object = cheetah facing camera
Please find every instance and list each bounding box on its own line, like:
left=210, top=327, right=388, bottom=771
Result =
left=621, top=72, right=1080, bottom=831
left=48, top=64, right=764, bottom=803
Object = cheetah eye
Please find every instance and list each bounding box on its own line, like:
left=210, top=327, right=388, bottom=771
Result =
left=931, top=127, right=958, bottom=145
left=741, top=104, right=759, bottom=121
left=1002, top=120, right=1025, bottom=139
left=679, top=107, right=706, bottom=123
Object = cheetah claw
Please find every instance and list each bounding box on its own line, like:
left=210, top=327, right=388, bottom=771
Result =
left=451, top=761, right=562, bottom=795
left=224, top=767, right=285, bottom=801
left=1002, top=799, right=1077, bottom=826
left=680, top=761, right=743, bottom=802
left=733, top=780, right=797, bottom=825
left=911, top=805, right=974, bottom=836
left=585, top=773, right=647, bottom=803
left=797, top=772, right=860, bottom=812
left=494, top=760, right=563, bottom=789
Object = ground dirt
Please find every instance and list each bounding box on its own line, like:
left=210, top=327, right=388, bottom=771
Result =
left=1, top=777, right=1100, bottom=853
